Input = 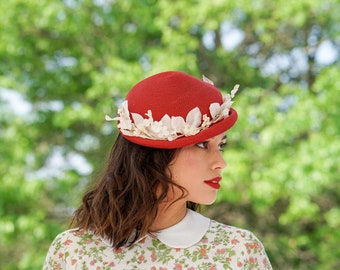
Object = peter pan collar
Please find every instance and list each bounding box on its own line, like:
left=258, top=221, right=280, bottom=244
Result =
left=154, top=209, right=210, bottom=248
left=100, top=209, right=210, bottom=249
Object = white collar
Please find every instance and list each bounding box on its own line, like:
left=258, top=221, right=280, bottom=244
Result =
left=100, top=209, right=210, bottom=249
left=155, top=209, right=210, bottom=248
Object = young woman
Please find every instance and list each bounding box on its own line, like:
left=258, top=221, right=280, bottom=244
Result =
left=44, top=71, right=272, bottom=269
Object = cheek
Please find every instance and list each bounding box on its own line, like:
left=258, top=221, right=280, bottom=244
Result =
left=169, top=148, right=203, bottom=183
left=179, top=150, right=201, bottom=167
left=172, top=156, right=201, bottom=182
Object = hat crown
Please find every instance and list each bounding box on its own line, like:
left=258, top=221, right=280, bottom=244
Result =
left=126, top=71, right=223, bottom=121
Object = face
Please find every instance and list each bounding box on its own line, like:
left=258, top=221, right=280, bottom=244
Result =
left=168, top=132, right=227, bottom=205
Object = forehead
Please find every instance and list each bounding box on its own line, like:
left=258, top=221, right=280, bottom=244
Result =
left=207, top=133, right=227, bottom=142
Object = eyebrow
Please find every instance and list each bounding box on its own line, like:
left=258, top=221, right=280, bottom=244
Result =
left=207, top=134, right=227, bottom=143
left=218, top=135, right=227, bottom=143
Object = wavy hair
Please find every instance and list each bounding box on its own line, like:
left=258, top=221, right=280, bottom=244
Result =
left=71, top=134, right=199, bottom=248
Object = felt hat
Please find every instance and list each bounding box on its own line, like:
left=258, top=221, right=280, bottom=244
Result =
left=106, top=71, right=238, bottom=149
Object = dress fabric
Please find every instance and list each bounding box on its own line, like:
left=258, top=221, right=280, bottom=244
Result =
left=43, top=209, right=272, bottom=269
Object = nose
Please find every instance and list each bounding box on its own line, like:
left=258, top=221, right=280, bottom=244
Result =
left=210, top=150, right=227, bottom=171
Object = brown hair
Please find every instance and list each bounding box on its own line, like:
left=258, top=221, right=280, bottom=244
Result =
left=71, top=134, right=199, bottom=248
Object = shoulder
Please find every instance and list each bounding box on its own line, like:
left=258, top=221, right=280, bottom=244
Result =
left=204, top=219, right=272, bottom=268
left=50, top=228, right=98, bottom=246
left=209, top=219, right=261, bottom=241
left=43, top=229, right=103, bottom=269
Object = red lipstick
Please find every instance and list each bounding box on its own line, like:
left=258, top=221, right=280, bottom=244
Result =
left=204, top=177, right=222, bottom=189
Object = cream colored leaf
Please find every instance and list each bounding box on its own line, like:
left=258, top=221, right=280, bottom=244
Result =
left=160, top=114, right=171, bottom=127
left=131, top=113, right=144, bottom=128
left=230, top=84, right=239, bottom=98
left=209, top=103, right=220, bottom=118
left=105, top=115, right=115, bottom=121
left=202, top=75, right=214, bottom=85
left=186, top=107, right=202, bottom=127
left=171, top=116, right=186, bottom=133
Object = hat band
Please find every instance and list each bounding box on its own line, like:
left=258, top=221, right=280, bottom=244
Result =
left=106, top=84, right=239, bottom=142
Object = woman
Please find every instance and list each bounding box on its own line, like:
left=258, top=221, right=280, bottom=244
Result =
left=44, top=71, right=272, bottom=269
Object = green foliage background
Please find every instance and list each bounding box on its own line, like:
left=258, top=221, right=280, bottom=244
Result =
left=0, top=0, right=339, bottom=269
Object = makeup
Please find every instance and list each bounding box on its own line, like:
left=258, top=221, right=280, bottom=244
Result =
left=204, top=177, right=222, bottom=189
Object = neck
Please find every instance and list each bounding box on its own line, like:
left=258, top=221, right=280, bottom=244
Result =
left=150, top=201, right=187, bottom=231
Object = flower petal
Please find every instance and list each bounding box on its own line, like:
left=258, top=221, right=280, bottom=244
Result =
left=186, top=107, right=201, bottom=127
left=131, top=113, right=144, bottom=128
left=105, top=115, right=115, bottom=121
left=117, top=118, right=132, bottom=130
left=202, top=75, right=214, bottom=85
left=209, top=103, right=220, bottom=118
left=160, top=114, right=171, bottom=127
left=230, top=84, right=239, bottom=98
left=171, top=116, right=186, bottom=133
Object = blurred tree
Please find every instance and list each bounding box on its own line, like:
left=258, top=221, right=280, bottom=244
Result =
left=0, top=0, right=339, bottom=269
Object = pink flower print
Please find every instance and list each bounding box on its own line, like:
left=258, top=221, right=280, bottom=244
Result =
left=138, top=255, right=145, bottom=263
left=63, top=239, right=72, bottom=246
left=201, top=238, right=209, bottom=243
left=216, top=249, right=226, bottom=254
left=75, top=229, right=86, bottom=236
left=90, top=261, right=95, bottom=266
left=175, top=263, right=183, bottom=270
left=245, top=243, right=252, bottom=254
left=109, top=262, right=115, bottom=267
left=237, top=261, right=243, bottom=267
left=139, top=237, right=146, bottom=244
left=71, top=259, right=77, bottom=265
left=200, top=247, right=208, bottom=259
left=231, top=238, right=239, bottom=245
left=249, top=256, right=255, bottom=263
left=151, top=250, right=157, bottom=262
left=263, top=258, right=269, bottom=265
left=58, top=253, right=64, bottom=259
left=114, top=248, right=123, bottom=253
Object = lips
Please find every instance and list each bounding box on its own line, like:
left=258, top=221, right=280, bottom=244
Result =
left=204, top=177, right=222, bottom=189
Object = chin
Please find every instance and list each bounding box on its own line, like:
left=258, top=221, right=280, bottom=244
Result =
left=195, top=197, right=217, bottom=205
left=205, top=199, right=217, bottom=205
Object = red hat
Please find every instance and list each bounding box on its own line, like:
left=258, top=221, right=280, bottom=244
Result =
left=106, top=71, right=238, bottom=149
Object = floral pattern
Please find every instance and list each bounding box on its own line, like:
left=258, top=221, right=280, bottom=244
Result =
left=44, top=220, right=272, bottom=270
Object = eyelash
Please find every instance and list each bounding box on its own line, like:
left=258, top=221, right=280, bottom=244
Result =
left=219, top=143, right=227, bottom=152
left=196, top=142, right=227, bottom=152
left=196, top=142, right=208, bottom=149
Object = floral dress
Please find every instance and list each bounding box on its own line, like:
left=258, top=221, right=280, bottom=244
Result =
left=43, top=209, right=272, bottom=269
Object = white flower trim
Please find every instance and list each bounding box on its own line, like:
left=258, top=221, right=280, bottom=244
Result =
left=105, top=77, right=239, bottom=141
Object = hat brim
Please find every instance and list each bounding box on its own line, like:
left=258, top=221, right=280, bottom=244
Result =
left=120, top=108, right=238, bottom=149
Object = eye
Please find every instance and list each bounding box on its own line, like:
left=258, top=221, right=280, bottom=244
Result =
left=196, top=141, right=208, bottom=149
left=218, top=142, right=227, bottom=152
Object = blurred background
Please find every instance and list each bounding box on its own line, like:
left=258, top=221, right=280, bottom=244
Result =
left=0, top=0, right=339, bottom=269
